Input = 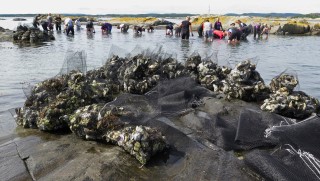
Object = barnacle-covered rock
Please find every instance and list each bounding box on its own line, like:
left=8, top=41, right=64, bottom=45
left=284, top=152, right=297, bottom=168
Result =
left=261, top=91, right=320, bottom=119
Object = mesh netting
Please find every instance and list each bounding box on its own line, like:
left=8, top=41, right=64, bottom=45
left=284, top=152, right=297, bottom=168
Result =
left=270, top=68, right=300, bottom=93
left=98, top=77, right=213, bottom=121
left=58, top=50, right=87, bottom=76
left=108, top=44, right=129, bottom=60
left=22, top=82, right=33, bottom=98
left=244, top=115, right=320, bottom=181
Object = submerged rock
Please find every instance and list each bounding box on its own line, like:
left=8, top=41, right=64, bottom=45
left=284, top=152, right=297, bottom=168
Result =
left=12, top=18, right=27, bottom=21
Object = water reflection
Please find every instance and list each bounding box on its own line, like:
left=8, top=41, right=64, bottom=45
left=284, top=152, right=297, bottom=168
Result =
left=180, top=40, right=190, bottom=61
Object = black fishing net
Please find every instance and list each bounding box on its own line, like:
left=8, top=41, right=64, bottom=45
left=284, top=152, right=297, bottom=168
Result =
left=244, top=116, right=320, bottom=181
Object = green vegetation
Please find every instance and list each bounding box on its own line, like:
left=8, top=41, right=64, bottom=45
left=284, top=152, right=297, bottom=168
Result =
left=294, top=13, right=320, bottom=19
left=314, top=23, right=320, bottom=29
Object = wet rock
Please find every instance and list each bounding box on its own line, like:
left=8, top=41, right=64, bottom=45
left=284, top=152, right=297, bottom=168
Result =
left=281, top=23, right=311, bottom=35
left=152, top=19, right=174, bottom=26
left=12, top=18, right=27, bottom=21
left=0, top=26, right=13, bottom=42
left=13, top=25, right=55, bottom=43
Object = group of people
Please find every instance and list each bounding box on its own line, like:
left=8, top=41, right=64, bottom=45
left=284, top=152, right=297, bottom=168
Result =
left=196, top=17, right=224, bottom=41
left=32, top=14, right=270, bottom=44
left=188, top=17, right=271, bottom=44
left=33, top=13, right=62, bottom=32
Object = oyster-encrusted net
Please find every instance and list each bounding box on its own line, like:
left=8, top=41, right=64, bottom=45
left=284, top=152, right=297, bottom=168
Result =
left=271, top=68, right=300, bottom=92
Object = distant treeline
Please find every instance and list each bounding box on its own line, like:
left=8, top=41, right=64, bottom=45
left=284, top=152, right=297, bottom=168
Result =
left=0, top=13, right=196, bottom=18
left=225, top=13, right=320, bottom=18
left=1, top=13, right=319, bottom=18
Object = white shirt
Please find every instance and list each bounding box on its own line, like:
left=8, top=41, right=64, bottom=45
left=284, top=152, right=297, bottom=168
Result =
left=64, top=18, right=71, bottom=26
left=75, top=20, right=81, bottom=27
left=203, top=22, right=212, bottom=31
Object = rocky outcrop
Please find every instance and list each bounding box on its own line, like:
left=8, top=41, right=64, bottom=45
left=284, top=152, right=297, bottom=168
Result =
left=0, top=26, right=13, bottom=42
left=13, top=25, right=55, bottom=43
left=282, top=23, right=311, bottom=34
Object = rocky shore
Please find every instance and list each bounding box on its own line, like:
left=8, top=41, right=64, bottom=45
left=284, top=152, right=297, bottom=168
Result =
left=2, top=48, right=319, bottom=180
left=0, top=26, right=13, bottom=41
left=0, top=25, right=55, bottom=43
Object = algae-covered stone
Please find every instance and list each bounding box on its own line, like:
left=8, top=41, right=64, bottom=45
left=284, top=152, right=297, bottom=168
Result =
left=282, top=23, right=311, bottom=35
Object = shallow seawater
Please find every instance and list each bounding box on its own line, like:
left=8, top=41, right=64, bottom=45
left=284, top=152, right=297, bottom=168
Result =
left=0, top=18, right=320, bottom=137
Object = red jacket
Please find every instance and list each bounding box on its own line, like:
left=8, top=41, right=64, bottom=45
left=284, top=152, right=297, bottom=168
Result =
left=213, top=30, right=224, bottom=39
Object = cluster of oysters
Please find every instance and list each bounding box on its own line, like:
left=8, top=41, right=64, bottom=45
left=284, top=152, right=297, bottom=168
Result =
left=261, top=73, right=319, bottom=119
left=14, top=51, right=320, bottom=164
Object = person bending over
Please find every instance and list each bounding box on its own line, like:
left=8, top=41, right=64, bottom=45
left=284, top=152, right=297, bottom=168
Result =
left=86, top=18, right=95, bottom=33
left=175, top=25, right=181, bottom=37
left=133, top=26, right=145, bottom=35
left=66, top=18, right=74, bottom=36
left=147, top=25, right=154, bottom=33
left=101, top=22, right=112, bottom=34
left=213, top=30, right=225, bottom=39
left=166, top=24, right=174, bottom=35
left=117, top=24, right=129, bottom=33
left=227, top=27, right=242, bottom=44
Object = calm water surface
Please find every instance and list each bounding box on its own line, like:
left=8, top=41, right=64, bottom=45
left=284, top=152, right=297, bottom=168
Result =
left=1, top=18, right=320, bottom=137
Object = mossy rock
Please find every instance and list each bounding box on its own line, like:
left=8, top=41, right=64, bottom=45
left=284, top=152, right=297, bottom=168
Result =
left=282, top=23, right=311, bottom=34
left=314, top=23, right=320, bottom=30
left=109, top=17, right=158, bottom=24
